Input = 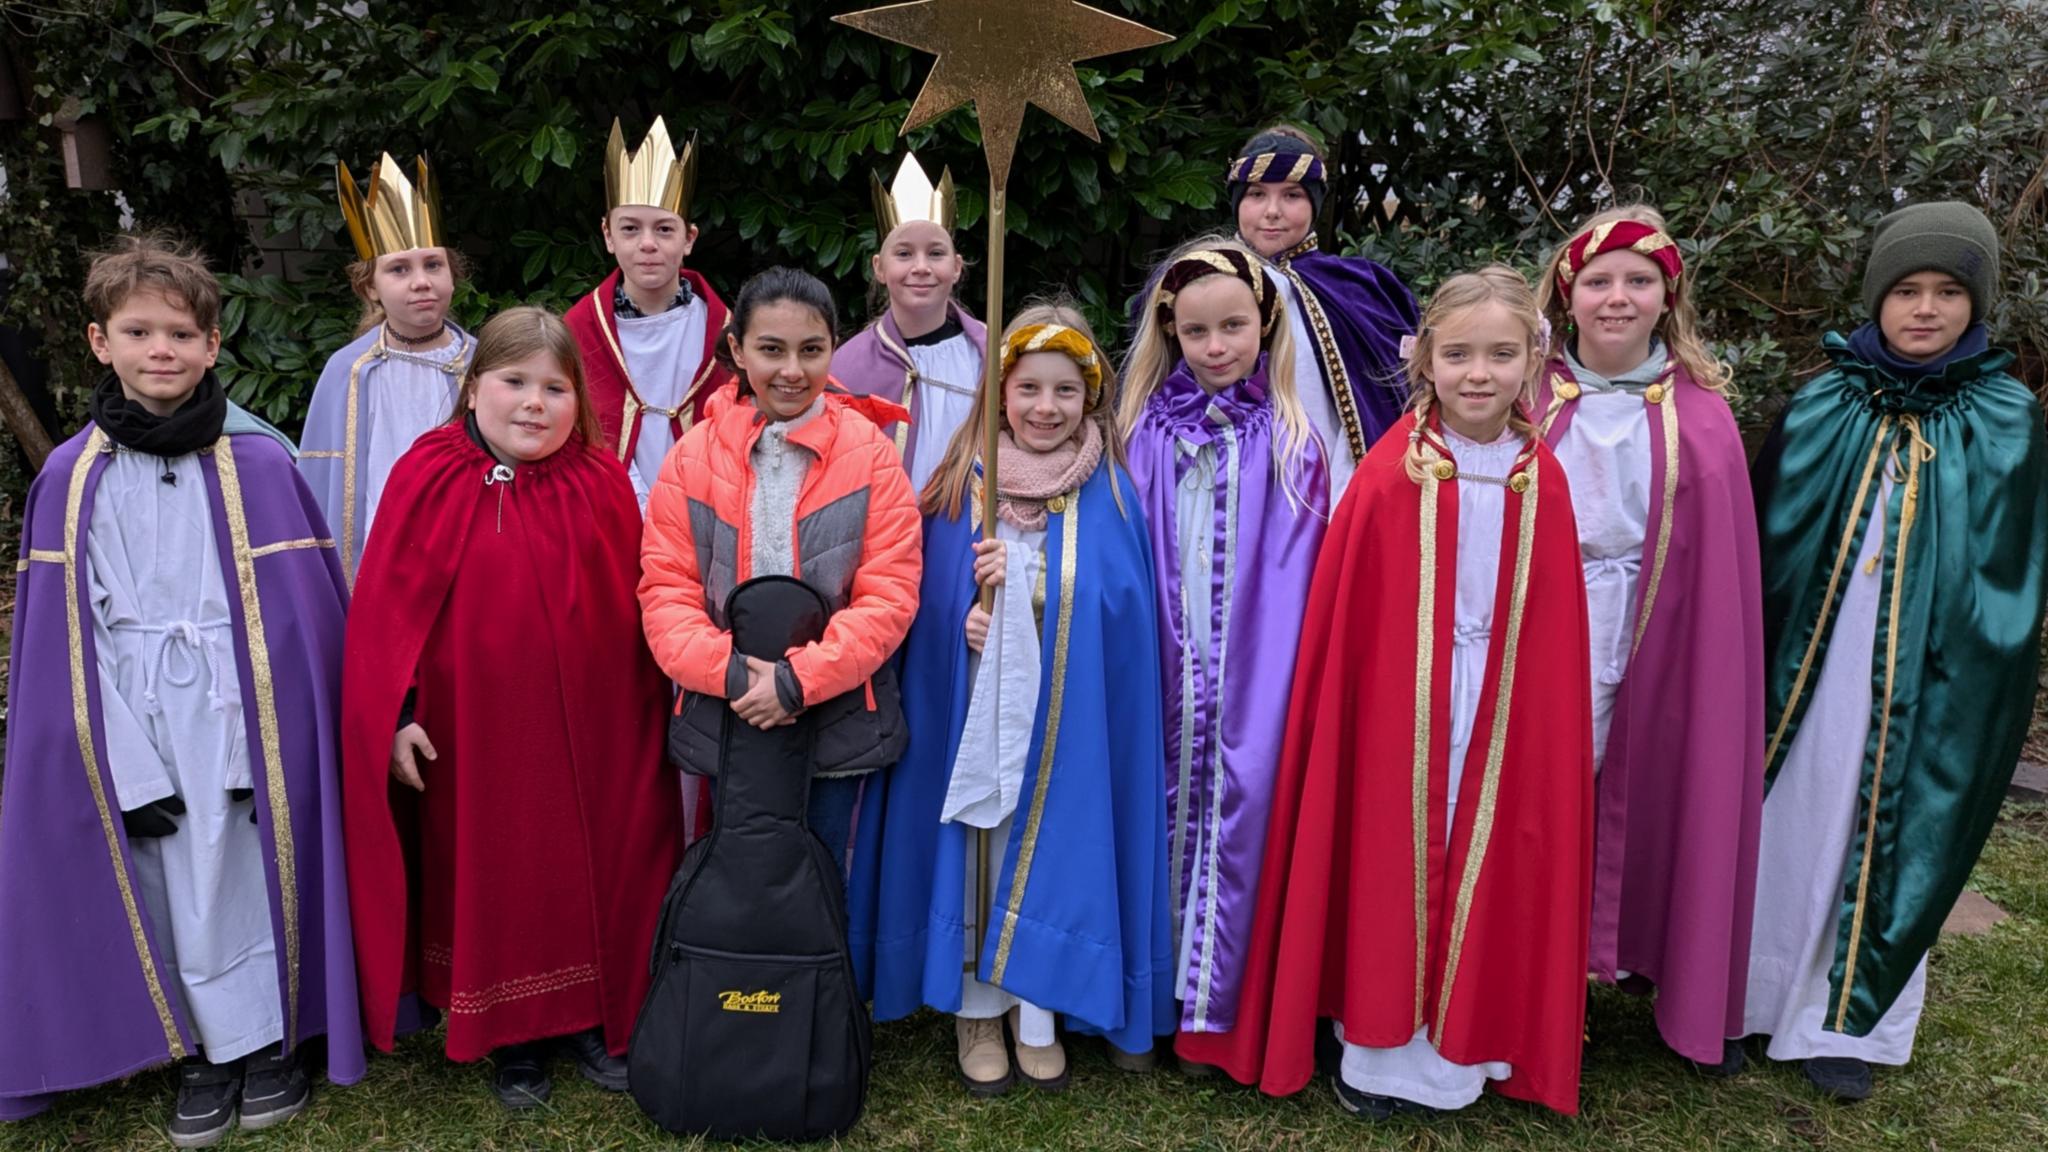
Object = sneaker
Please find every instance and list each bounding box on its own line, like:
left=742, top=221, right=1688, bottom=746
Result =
left=492, top=1041, right=554, bottom=1111
left=562, top=1027, right=629, bottom=1092
left=239, top=1043, right=310, bottom=1130
left=1691, top=1039, right=1747, bottom=1079
left=1007, top=1007, right=1068, bottom=1092
left=955, top=1015, right=1012, bottom=1098
left=1804, top=1056, right=1873, bottom=1102
left=168, top=1060, right=241, bottom=1148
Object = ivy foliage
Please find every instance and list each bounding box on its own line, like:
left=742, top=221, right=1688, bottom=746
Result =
left=2, top=0, right=2043, bottom=440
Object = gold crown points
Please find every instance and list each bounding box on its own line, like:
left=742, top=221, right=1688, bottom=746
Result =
left=337, top=153, right=444, bottom=262
left=872, top=152, right=957, bottom=237
left=604, top=116, right=697, bottom=219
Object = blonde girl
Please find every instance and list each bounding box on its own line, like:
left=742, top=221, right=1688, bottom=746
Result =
left=1121, top=237, right=1329, bottom=1050
left=1531, top=204, right=1765, bottom=1077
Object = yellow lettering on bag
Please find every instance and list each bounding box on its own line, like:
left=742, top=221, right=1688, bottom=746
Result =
left=718, top=990, right=783, bottom=1014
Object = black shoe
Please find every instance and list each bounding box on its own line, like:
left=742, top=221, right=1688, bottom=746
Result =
left=168, top=1060, right=242, bottom=1148
left=1692, top=1039, right=1747, bottom=1078
left=492, top=1041, right=554, bottom=1111
left=562, top=1027, right=629, bottom=1092
left=1331, top=1074, right=1440, bottom=1120
left=239, top=1042, right=310, bottom=1130
left=1803, top=1056, right=1873, bottom=1101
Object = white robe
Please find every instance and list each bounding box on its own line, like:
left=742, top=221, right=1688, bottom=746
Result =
left=1271, top=272, right=1356, bottom=501
left=1336, top=427, right=1518, bottom=1109
left=904, top=333, right=982, bottom=495
left=1742, top=475, right=1928, bottom=1065
left=363, top=337, right=464, bottom=546
left=1551, top=342, right=1663, bottom=772
left=90, top=447, right=283, bottom=1064
left=949, top=520, right=1055, bottom=1046
left=1171, top=439, right=1218, bottom=1002
left=617, top=297, right=709, bottom=511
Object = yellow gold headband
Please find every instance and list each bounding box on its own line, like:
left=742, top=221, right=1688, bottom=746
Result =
left=1001, top=323, right=1104, bottom=404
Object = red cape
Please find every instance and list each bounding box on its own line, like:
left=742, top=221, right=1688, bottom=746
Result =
left=1178, top=414, right=1594, bottom=1114
left=340, top=423, right=680, bottom=1060
left=565, top=267, right=733, bottom=465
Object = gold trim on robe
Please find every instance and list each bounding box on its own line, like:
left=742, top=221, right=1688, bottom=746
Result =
left=1409, top=447, right=1443, bottom=1028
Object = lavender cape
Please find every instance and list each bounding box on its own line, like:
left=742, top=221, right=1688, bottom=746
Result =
left=0, top=426, right=364, bottom=1120
left=830, top=302, right=988, bottom=465
left=1125, top=359, right=1329, bottom=1034
left=1535, top=361, right=1765, bottom=1063
left=299, top=324, right=473, bottom=586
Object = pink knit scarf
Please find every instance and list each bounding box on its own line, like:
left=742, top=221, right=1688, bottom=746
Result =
left=994, top=419, right=1103, bottom=531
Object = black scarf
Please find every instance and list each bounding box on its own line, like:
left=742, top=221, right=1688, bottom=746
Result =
left=90, top=369, right=228, bottom=458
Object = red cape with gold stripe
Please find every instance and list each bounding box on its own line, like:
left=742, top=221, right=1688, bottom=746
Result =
left=1177, top=412, right=1594, bottom=1115
left=564, top=267, right=732, bottom=464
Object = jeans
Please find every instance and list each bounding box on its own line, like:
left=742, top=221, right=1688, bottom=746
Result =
left=806, top=774, right=865, bottom=886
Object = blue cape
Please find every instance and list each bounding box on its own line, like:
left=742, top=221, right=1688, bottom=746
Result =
left=849, top=460, right=1174, bottom=1052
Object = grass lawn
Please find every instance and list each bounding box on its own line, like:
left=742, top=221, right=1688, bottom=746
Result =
left=4, top=802, right=2043, bottom=1152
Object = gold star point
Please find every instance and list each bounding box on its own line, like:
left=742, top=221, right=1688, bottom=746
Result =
left=834, top=0, right=1172, bottom=189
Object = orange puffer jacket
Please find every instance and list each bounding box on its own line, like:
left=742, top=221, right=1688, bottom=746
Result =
left=639, top=385, right=921, bottom=707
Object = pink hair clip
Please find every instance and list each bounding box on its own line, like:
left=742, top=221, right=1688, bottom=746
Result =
left=1398, top=333, right=1418, bottom=361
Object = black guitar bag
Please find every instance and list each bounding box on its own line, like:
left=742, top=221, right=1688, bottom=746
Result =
left=629, top=576, right=872, bottom=1141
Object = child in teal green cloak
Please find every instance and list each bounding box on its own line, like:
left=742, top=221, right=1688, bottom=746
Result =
left=1741, top=201, right=2048, bottom=1102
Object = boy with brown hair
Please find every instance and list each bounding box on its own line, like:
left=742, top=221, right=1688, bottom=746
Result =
left=0, top=234, right=361, bottom=1145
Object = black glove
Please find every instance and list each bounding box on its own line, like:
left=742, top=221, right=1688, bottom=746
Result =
left=121, top=795, right=187, bottom=839
left=229, top=787, right=259, bottom=825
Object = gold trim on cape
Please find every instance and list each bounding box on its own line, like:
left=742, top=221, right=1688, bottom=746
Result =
left=215, top=438, right=302, bottom=1050
left=1276, top=262, right=1367, bottom=464
left=249, top=537, right=336, bottom=560
left=1410, top=443, right=1442, bottom=1028
left=1434, top=455, right=1540, bottom=1041
left=63, top=428, right=187, bottom=1058
left=1764, top=420, right=1892, bottom=768
left=990, top=496, right=1081, bottom=984
left=1631, top=372, right=1680, bottom=653
left=1834, top=417, right=1934, bottom=1029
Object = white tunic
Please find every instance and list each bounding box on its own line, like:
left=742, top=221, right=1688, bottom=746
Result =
left=90, top=447, right=283, bottom=1064
left=1171, top=437, right=1218, bottom=1000
left=1552, top=341, right=1664, bottom=770
left=1337, top=427, right=1519, bottom=1109
left=950, top=520, right=1055, bottom=1045
left=904, top=332, right=983, bottom=494
left=617, top=297, right=709, bottom=511
left=1271, top=272, right=1356, bottom=500
left=363, top=337, right=464, bottom=546
left=1742, top=476, right=1927, bottom=1064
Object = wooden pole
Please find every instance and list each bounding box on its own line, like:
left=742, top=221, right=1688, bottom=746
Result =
left=974, top=184, right=1007, bottom=963
left=0, top=354, right=53, bottom=472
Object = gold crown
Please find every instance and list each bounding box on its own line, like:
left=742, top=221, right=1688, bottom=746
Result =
left=871, top=152, right=956, bottom=236
left=336, top=153, right=444, bottom=262
left=605, top=117, right=697, bottom=219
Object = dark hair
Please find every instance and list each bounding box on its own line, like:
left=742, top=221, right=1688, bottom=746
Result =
left=714, top=266, right=839, bottom=386
left=83, top=231, right=222, bottom=332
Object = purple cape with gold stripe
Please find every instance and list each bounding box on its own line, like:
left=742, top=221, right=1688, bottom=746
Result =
left=1534, top=360, right=1765, bottom=1063
left=0, top=425, right=363, bottom=1120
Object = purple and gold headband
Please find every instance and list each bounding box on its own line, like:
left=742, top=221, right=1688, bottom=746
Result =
left=1226, top=149, right=1326, bottom=186
left=1155, top=246, right=1280, bottom=337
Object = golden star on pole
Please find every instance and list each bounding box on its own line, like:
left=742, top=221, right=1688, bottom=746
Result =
left=832, top=0, right=1171, bottom=189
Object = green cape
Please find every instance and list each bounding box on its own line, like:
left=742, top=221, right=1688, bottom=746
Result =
left=1753, top=331, right=2046, bottom=1035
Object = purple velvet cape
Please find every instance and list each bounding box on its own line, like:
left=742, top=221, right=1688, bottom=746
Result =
left=829, top=302, right=988, bottom=467
left=1534, top=360, right=1765, bottom=1062
left=0, top=426, right=364, bottom=1120
left=1262, top=236, right=1420, bottom=457
left=1124, top=358, right=1329, bottom=1034
left=299, top=324, right=473, bottom=587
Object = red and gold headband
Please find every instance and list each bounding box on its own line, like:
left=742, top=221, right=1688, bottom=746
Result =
left=1155, top=247, right=1279, bottom=336
left=1556, top=219, right=1683, bottom=308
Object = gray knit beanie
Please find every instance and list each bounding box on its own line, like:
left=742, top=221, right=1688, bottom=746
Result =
left=1861, top=201, right=2000, bottom=322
